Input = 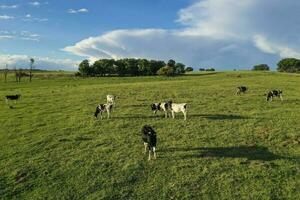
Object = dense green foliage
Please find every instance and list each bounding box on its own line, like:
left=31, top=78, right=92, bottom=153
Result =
left=252, top=64, right=270, bottom=71
left=78, top=58, right=187, bottom=77
left=0, top=71, right=299, bottom=199
left=185, top=67, right=194, bottom=72
left=199, top=68, right=216, bottom=71
left=277, top=58, right=300, bottom=73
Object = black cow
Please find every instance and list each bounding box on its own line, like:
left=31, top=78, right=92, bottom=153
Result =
left=236, top=86, right=248, bottom=95
left=5, top=94, right=21, bottom=103
left=141, top=125, right=157, bottom=161
left=151, top=101, right=171, bottom=118
left=266, top=90, right=283, bottom=101
left=94, top=103, right=113, bottom=119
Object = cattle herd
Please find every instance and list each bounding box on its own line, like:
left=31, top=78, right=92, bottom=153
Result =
left=91, top=87, right=283, bottom=161
left=4, top=86, right=284, bottom=161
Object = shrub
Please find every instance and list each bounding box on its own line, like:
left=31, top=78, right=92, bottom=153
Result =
left=185, top=67, right=194, bottom=72
left=205, top=68, right=215, bottom=71
left=252, top=64, right=270, bottom=71
left=157, top=66, right=175, bottom=76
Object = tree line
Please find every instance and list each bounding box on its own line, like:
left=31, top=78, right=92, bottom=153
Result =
left=252, top=58, right=300, bottom=73
left=77, top=58, right=191, bottom=77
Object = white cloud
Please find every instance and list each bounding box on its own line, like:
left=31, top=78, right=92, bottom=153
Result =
left=0, top=54, right=79, bottom=70
left=0, top=15, right=14, bottom=20
left=0, top=4, right=18, bottom=9
left=253, top=35, right=300, bottom=58
left=63, top=0, right=300, bottom=69
left=0, top=30, right=41, bottom=42
left=68, top=8, right=89, bottom=14
left=22, top=16, right=48, bottom=22
left=29, top=1, right=41, bottom=7
left=0, top=35, right=15, bottom=40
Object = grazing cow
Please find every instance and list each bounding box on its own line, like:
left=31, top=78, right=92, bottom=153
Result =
left=151, top=101, right=170, bottom=118
left=168, top=101, right=187, bottom=120
left=106, top=95, right=116, bottom=105
left=266, top=90, right=283, bottom=101
left=94, top=103, right=113, bottom=119
left=5, top=94, right=21, bottom=104
left=141, top=125, right=157, bottom=161
left=236, top=86, right=248, bottom=95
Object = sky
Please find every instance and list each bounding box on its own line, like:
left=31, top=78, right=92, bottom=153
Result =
left=1, top=0, right=300, bottom=70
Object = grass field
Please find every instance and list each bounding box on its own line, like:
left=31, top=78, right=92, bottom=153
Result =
left=0, top=71, right=299, bottom=199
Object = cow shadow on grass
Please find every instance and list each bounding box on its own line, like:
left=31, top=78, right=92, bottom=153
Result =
left=112, top=115, right=159, bottom=119
left=161, top=146, right=287, bottom=161
left=189, top=114, right=249, bottom=120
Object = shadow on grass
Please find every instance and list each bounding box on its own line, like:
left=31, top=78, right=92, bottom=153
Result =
left=190, top=114, right=249, bottom=120
left=162, top=146, right=287, bottom=161
left=184, top=72, right=219, bottom=77
left=112, top=115, right=161, bottom=119
left=74, top=136, right=93, bottom=141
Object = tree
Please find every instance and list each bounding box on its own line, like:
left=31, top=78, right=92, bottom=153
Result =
left=277, top=58, right=300, bottom=73
left=252, top=64, right=270, bottom=71
left=174, top=63, right=185, bottom=74
left=29, top=58, right=35, bottom=82
left=138, top=59, right=151, bottom=75
left=167, top=59, right=176, bottom=68
left=125, top=58, right=139, bottom=76
left=114, top=60, right=127, bottom=76
left=93, top=60, right=106, bottom=76
left=157, top=66, right=175, bottom=76
left=205, top=68, right=215, bottom=71
left=150, top=60, right=165, bottom=75
left=78, top=59, right=91, bottom=76
left=185, top=67, right=194, bottom=72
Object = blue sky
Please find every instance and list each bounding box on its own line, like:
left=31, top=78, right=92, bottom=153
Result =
left=1, top=0, right=300, bottom=70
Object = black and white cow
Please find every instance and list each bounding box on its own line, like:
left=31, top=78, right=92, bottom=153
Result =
left=5, top=94, right=21, bottom=104
left=141, top=125, right=157, bottom=161
left=236, top=86, right=248, bottom=95
left=266, top=90, right=283, bottom=101
left=94, top=103, right=113, bottom=119
left=151, top=101, right=170, bottom=118
left=168, top=101, right=187, bottom=120
left=106, top=95, right=116, bottom=105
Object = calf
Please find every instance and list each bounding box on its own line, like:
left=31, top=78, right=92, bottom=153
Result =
left=266, top=90, right=283, bottom=101
left=106, top=95, right=116, bottom=105
left=94, top=103, right=113, bottom=119
left=141, top=125, right=157, bottom=161
left=169, top=101, right=187, bottom=120
left=236, top=86, right=248, bottom=95
left=5, top=94, right=21, bottom=104
left=151, top=101, right=170, bottom=118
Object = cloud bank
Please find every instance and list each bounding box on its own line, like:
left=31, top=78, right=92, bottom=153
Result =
left=64, top=0, right=300, bottom=69
left=0, top=54, right=79, bottom=70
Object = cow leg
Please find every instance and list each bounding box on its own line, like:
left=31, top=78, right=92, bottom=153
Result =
left=172, top=111, right=175, bottom=119
left=148, top=150, right=151, bottom=161
left=143, top=143, right=148, bottom=154
left=183, top=111, right=187, bottom=120
left=280, top=95, right=283, bottom=101
left=107, top=110, right=110, bottom=119
left=153, top=147, right=156, bottom=159
left=164, top=111, right=168, bottom=118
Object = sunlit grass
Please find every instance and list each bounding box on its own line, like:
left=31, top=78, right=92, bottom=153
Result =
left=0, top=71, right=299, bottom=199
